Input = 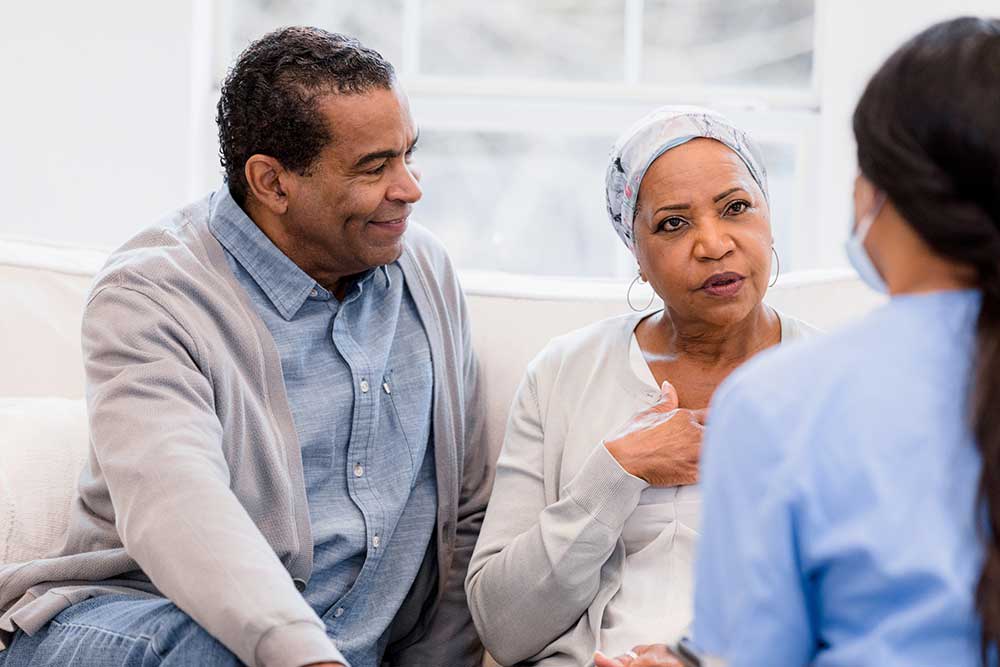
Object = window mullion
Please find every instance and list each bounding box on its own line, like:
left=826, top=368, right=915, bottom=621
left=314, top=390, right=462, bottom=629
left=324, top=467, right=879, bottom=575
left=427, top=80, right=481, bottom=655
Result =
left=624, top=0, right=644, bottom=84
left=402, top=0, right=422, bottom=77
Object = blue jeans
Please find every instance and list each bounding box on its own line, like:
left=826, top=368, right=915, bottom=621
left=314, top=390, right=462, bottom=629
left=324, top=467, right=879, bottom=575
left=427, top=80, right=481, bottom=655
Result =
left=0, top=594, right=240, bottom=666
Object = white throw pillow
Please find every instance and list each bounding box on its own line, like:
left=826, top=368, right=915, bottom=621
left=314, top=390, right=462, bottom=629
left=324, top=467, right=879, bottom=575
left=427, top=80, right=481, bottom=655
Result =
left=0, top=397, right=89, bottom=564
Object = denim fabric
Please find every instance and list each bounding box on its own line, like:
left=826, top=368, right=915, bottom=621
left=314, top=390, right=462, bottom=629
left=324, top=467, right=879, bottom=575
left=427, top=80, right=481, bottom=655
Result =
left=207, top=190, right=437, bottom=667
left=0, top=595, right=239, bottom=666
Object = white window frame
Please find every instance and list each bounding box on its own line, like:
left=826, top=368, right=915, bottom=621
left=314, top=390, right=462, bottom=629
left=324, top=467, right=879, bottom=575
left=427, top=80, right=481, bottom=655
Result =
left=193, top=0, right=848, bottom=297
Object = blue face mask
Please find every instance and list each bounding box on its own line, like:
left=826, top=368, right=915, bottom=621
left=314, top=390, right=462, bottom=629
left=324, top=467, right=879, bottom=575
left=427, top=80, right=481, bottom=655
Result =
left=845, top=192, right=888, bottom=293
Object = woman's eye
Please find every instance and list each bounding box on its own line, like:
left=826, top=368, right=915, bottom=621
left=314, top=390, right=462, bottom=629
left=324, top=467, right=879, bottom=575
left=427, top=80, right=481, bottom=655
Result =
left=726, top=200, right=749, bottom=215
left=658, top=217, right=687, bottom=233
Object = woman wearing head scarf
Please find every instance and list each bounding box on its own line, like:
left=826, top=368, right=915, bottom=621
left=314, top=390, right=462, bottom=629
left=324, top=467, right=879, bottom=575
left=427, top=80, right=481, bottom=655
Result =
left=597, top=16, right=1000, bottom=667
left=465, top=106, right=818, bottom=666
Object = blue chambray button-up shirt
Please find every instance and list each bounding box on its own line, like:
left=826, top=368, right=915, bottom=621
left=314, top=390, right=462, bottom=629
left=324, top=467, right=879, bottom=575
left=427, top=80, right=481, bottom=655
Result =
left=208, top=187, right=437, bottom=667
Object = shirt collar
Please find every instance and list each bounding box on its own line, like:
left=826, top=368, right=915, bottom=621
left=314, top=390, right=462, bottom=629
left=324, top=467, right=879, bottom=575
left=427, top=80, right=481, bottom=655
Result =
left=208, top=187, right=393, bottom=320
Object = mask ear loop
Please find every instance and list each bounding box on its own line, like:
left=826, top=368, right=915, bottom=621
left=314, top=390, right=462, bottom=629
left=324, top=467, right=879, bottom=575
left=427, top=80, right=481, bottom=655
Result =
left=856, top=192, right=888, bottom=239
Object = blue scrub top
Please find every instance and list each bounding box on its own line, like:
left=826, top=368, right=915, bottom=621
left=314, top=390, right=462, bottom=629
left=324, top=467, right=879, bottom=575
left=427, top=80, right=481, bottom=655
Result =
left=694, top=289, right=991, bottom=666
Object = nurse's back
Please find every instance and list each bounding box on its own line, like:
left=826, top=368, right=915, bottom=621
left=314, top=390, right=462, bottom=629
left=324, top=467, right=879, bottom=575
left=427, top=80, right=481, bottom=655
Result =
left=809, top=290, right=984, bottom=664
left=693, top=16, right=1000, bottom=667
left=694, top=289, right=984, bottom=665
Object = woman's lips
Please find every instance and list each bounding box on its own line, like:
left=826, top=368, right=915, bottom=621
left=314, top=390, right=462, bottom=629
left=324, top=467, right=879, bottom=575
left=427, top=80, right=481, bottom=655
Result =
left=702, top=278, right=744, bottom=297
left=700, top=272, right=746, bottom=298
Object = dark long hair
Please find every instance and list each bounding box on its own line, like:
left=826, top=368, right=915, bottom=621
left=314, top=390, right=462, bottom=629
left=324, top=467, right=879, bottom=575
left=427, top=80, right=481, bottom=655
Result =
left=853, top=16, right=1000, bottom=662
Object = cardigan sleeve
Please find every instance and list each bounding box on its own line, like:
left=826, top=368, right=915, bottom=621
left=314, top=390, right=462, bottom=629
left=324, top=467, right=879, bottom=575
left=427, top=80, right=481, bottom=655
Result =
left=465, top=355, right=648, bottom=666
left=82, top=284, right=343, bottom=667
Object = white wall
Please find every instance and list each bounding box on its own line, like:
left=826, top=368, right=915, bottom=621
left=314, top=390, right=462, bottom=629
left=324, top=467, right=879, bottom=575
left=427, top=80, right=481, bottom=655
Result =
left=813, top=0, right=1000, bottom=268
left=1, top=1, right=997, bottom=255
left=0, top=2, right=199, bottom=249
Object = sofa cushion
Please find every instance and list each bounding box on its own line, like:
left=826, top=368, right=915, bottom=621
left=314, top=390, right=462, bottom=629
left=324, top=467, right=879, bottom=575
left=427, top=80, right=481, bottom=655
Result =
left=0, top=239, right=98, bottom=399
left=0, top=397, right=89, bottom=564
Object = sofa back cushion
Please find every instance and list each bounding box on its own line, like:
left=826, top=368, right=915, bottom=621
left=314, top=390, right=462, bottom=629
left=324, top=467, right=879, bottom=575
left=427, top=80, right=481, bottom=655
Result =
left=0, top=241, right=99, bottom=399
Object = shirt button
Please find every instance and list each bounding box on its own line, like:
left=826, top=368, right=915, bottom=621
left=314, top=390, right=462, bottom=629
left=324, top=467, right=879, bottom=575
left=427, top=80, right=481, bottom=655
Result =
left=292, top=578, right=306, bottom=592
left=310, top=288, right=318, bottom=297
left=372, top=535, right=381, bottom=548
left=354, top=463, right=364, bottom=478
left=334, top=607, right=345, bottom=618
left=360, top=379, right=370, bottom=393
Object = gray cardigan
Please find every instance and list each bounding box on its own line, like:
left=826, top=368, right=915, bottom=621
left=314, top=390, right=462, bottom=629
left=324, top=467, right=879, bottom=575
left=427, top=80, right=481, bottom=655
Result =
left=0, top=195, right=491, bottom=667
left=466, top=311, right=817, bottom=666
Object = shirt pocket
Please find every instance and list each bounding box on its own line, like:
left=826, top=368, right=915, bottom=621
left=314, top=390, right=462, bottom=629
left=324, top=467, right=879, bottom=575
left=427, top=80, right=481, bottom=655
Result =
left=674, top=484, right=701, bottom=534
left=621, top=495, right=677, bottom=555
left=383, top=371, right=415, bottom=483
left=382, top=364, right=432, bottom=490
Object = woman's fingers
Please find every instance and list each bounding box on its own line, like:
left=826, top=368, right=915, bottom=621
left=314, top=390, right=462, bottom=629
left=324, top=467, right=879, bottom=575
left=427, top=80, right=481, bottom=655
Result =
left=634, top=655, right=684, bottom=667
left=631, top=644, right=684, bottom=666
left=656, top=380, right=680, bottom=412
left=603, top=384, right=707, bottom=485
left=595, top=645, right=682, bottom=667
left=594, top=650, right=628, bottom=667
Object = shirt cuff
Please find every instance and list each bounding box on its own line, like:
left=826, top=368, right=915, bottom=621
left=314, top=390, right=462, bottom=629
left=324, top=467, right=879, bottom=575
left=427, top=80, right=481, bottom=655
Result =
left=254, top=620, right=348, bottom=667
left=564, top=442, right=649, bottom=529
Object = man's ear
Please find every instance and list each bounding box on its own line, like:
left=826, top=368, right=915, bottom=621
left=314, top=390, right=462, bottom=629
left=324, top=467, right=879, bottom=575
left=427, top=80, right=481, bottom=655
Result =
left=244, top=154, right=290, bottom=215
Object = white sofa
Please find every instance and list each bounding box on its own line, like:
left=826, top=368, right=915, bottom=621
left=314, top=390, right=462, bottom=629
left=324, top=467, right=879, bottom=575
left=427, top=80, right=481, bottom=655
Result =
left=0, top=237, right=882, bottom=659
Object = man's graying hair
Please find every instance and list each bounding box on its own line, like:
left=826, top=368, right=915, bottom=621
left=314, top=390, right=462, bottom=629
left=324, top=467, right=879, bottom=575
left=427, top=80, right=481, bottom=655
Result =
left=216, top=26, right=396, bottom=206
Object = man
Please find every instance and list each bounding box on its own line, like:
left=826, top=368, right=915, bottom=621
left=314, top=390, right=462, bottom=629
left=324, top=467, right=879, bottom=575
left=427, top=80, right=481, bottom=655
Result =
left=0, top=27, right=490, bottom=667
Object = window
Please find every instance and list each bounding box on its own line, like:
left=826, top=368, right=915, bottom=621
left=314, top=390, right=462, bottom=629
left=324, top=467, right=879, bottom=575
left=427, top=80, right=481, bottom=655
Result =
left=207, top=0, right=820, bottom=280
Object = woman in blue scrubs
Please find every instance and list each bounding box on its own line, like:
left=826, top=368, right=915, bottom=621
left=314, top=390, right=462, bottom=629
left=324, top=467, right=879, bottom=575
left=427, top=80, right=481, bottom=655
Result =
left=597, top=15, right=1000, bottom=667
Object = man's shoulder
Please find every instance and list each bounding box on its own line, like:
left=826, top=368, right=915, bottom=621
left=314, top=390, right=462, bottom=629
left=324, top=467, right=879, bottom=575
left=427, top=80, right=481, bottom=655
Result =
left=401, top=220, right=455, bottom=277
left=89, top=194, right=219, bottom=302
left=398, top=220, right=468, bottom=315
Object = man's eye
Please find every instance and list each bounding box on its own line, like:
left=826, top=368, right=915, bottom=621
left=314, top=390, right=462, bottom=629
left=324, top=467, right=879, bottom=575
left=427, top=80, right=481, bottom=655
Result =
left=367, top=162, right=388, bottom=175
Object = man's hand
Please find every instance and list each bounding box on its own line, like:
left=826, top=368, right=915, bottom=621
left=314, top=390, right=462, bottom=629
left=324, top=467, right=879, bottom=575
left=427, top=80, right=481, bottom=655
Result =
left=594, top=644, right=683, bottom=667
left=604, top=380, right=706, bottom=487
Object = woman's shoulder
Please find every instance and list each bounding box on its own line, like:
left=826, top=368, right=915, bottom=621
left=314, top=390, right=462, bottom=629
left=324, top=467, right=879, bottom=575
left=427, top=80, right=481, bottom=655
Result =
left=775, top=310, right=823, bottom=342
left=529, top=311, right=644, bottom=371
left=522, top=311, right=647, bottom=401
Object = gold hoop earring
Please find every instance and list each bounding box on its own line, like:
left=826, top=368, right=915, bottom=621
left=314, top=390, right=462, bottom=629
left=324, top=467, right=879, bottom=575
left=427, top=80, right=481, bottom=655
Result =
left=769, top=246, right=781, bottom=288
left=627, top=274, right=655, bottom=312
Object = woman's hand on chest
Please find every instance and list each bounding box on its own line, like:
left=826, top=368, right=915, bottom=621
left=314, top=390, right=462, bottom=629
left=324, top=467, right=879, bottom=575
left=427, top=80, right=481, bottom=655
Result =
left=603, top=380, right=706, bottom=487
